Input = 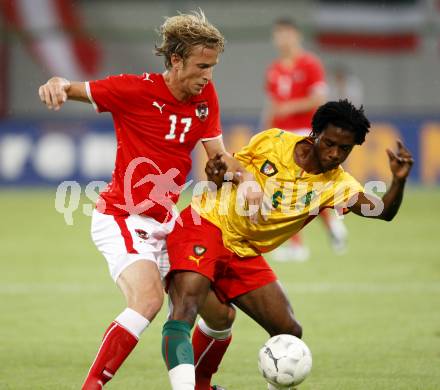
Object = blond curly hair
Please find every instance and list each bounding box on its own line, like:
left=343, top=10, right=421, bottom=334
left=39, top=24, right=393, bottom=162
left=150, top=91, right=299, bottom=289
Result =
left=155, top=10, right=225, bottom=69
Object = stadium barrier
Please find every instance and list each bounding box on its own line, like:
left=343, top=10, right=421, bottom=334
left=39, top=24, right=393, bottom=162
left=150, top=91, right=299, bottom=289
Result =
left=0, top=115, right=439, bottom=186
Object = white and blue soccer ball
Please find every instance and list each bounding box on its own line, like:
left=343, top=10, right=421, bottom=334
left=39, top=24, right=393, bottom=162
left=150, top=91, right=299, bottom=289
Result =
left=258, top=334, right=312, bottom=388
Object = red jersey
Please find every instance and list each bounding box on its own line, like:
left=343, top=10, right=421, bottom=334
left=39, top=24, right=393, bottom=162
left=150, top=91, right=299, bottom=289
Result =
left=86, top=72, right=222, bottom=222
left=265, top=52, right=326, bottom=131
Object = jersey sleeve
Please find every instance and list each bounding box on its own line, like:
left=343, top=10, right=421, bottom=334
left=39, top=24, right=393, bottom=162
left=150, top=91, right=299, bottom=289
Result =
left=326, top=171, right=364, bottom=214
left=234, top=128, right=280, bottom=166
left=305, top=56, right=327, bottom=95
left=200, top=83, right=222, bottom=141
left=86, top=74, right=141, bottom=114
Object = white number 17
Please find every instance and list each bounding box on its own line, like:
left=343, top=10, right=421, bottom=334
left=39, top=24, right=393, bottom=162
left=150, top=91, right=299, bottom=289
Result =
left=165, top=115, right=192, bottom=143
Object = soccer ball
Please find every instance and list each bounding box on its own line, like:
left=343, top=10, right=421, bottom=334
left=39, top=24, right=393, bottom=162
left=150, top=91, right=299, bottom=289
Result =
left=258, top=334, right=312, bottom=388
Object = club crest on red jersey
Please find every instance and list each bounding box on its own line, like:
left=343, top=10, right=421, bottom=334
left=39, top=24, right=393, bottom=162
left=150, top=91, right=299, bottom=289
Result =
left=260, top=160, right=278, bottom=177
left=135, top=229, right=149, bottom=240
left=195, top=102, right=209, bottom=121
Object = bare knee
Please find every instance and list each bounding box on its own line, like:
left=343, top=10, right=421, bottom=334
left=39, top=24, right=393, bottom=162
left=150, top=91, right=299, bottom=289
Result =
left=222, top=305, right=236, bottom=329
left=203, top=305, right=236, bottom=331
left=169, top=272, right=211, bottom=327
left=117, top=260, right=164, bottom=320
left=171, top=292, right=201, bottom=326
left=127, top=288, right=164, bottom=320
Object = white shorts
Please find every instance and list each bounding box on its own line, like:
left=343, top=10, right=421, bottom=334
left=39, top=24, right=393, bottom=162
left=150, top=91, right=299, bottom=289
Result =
left=91, top=210, right=175, bottom=282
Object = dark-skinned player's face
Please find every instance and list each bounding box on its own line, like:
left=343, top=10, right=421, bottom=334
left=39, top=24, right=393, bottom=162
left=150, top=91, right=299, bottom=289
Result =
left=172, top=45, right=219, bottom=96
left=314, top=124, right=356, bottom=171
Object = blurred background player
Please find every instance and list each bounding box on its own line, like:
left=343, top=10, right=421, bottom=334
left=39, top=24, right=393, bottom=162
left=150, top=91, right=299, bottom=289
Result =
left=263, top=17, right=348, bottom=262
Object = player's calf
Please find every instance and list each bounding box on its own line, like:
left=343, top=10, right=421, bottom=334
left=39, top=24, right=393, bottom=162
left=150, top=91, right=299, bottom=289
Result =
left=260, top=306, right=303, bottom=339
left=233, top=281, right=303, bottom=338
left=82, top=308, right=150, bottom=389
left=273, top=317, right=303, bottom=339
left=82, top=261, right=162, bottom=388
left=191, top=291, right=235, bottom=390
left=163, top=271, right=212, bottom=389
left=117, top=260, right=165, bottom=321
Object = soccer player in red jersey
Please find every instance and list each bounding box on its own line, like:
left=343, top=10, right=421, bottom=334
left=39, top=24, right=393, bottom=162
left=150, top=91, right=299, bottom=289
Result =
left=264, top=18, right=347, bottom=261
left=38, top=11, right=251, bottom=390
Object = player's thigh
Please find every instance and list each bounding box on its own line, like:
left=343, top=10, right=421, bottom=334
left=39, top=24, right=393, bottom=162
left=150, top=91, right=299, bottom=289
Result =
left=232, top=280, right=302, bottom=338
left=91, top=210, right=172, bottom=319
left=91, top=210, right=171, bottom=282
left=199, top=289, right=236, bottom=331
left=166, top=206, right=226, bottom=325
left=117, top=260, right=163, bottom=303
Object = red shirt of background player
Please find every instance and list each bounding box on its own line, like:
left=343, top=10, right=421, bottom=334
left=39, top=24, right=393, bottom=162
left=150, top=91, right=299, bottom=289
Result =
left=265, top=52, right=326, bottom=131
left=87, top=72, right=222, bottom=222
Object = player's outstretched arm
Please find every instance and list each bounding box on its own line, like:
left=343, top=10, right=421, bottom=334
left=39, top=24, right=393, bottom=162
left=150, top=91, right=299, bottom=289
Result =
left=203, top=138, right=264, bottom=223
left=350, top=140, right=414, bottom=221
left=203, top=137, right=254, bottom=184
left=205, top=153, right=227, bottom=189
left=38, top=77, right=89, bottom=111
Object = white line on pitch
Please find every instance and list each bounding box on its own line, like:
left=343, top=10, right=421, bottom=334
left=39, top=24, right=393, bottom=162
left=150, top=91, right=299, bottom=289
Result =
left=0, top=282, right=439, bottom=295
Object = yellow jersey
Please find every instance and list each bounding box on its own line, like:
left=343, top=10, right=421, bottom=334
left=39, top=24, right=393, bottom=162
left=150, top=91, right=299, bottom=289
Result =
left=192, top=129, right=363, bottom=257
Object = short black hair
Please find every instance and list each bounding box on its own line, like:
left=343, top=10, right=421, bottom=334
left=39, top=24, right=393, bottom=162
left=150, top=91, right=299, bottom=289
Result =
left=274, top=18, right=298, bottom=29
left=311, top=99, right=370, bottom=145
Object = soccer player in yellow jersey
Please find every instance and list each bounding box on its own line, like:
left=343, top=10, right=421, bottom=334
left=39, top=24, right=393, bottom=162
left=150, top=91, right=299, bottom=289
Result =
left=161, top=100, right=413, bottom=390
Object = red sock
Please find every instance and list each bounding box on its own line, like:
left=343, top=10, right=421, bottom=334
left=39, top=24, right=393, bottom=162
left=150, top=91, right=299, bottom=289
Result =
left=290, top=233, right=303, bottom=246
left=82, top=321, right=138, bottom=389
left=193, top=325, right=232, bottom=390
left=319, top=208, right=332, bottom=229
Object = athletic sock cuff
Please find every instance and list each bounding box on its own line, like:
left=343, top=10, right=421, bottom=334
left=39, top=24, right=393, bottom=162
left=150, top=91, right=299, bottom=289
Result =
left=162, top=320, right=194, bottom=370
left=162, top=319, right=191, bottom=337
left=115, top=308, right=150, bottom=339
left=197, top=318, right=232, bottom=340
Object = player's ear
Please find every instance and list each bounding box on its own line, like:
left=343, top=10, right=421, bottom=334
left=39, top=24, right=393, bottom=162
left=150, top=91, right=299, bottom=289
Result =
left=170, top=53, right=183, bottom=69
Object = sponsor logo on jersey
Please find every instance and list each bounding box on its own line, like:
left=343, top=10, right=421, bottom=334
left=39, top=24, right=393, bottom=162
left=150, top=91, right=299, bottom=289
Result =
left=195, top=102, right=209, bottom=121
left=152, top=101, right=165, bottom=114
left=188, top=255, right=202, bottom=266
left=135, top=229, right=149, bottom=240
left=142, top=72, right=154, bottom=82
left=260, top=160, right=278, bottom=177
left=187, top=245, right=207, bottom=267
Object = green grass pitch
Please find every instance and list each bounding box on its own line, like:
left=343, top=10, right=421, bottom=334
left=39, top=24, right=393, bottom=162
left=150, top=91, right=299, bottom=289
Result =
left=0, top=187, right=439, bottom=389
